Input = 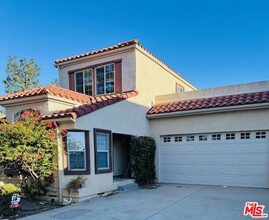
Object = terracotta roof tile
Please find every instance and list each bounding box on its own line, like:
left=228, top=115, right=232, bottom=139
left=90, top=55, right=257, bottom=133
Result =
left=42, top=90, right=139, bottom=120
left=55, top=39, right=139, bottom=64
left=147, top=91, right=269, bottom=115
left=0, top=84, right=90, bottom=104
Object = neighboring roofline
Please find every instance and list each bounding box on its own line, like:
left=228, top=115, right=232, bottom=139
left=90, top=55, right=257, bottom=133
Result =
left=146, top=102, right=269, bottom=119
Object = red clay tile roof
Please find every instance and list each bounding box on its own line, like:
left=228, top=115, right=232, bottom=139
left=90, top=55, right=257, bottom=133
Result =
left=0, top=85, right=91, bottom=104
left=55, top=39, right=139, bottom=64
left=42, top=90, right=139, bottom=120
left=147, top=91, right=269, bottom=115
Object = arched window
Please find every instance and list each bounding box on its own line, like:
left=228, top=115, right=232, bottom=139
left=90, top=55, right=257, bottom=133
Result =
left=13, top=109, right=41, bottom=122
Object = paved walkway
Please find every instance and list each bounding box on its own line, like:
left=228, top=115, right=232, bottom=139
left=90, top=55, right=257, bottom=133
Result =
left=20, top=184, right=269, bottom=220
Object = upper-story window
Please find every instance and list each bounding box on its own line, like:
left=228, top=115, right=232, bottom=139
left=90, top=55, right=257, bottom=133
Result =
left=176, top=83, right=184, bottom=93
left=75, top=69, right=93, bottom=95
left=70, top=61, right=121, bottom=96
left=96, top=64, right=115, bottom=95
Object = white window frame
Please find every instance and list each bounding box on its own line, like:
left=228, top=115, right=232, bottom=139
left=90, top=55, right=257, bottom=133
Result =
left=74, top=69, right=93, bottom=95
left=95, top=63, right=115, bottom=95
left=67, top=131, right=87, bottom=171
left=163, top=137, right=171, bottom=143
left=186, top=135, right=195, bottom=142
left=212, top=134, right=221, bottom=141
left=176, top=83, right=184, bottom=93
left=256, top=131, right=266, bottom=139
left=240, top=132, right=250, bottom=139
left=94, top=129, right=112, bottom=173
left=174, top=136, right=182, bottom=142
left=199, top=134, right=208, bottom=141
left=226, top=133, right=235, bottom=140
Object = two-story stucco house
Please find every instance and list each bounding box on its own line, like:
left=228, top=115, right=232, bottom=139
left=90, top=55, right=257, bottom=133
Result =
left=0, top=39, right=268, bottom=202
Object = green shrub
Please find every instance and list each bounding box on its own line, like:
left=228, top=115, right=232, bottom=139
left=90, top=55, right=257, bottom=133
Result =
left=0, top=183, right=21, bottom=217
left=66, top=176, right=87, bottom=194
left=130, top=136, right=156, bottom=186
left=0, top=183, right=21, bottom=195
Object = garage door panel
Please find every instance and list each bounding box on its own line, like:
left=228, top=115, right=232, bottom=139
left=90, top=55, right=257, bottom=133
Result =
left=184, top=164, right=196, bottom=172
left=161, top=173, right=173, bottom=182
left=174, top=174, right=185, bottom=183
left=221, top=154, right=237, bottom=162
left=184, top=175, right=196, bottom=183
left=160, top=131, right=269, bottom=188
left=174, top=165, right=185, bottom=172
left=253, top=176, right=267, bottom=186
left=161, top=164, right=173, bottom=173
left=174, top=155, right=185, bottom=162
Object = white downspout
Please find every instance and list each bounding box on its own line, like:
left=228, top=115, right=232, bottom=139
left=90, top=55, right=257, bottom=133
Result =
left=55, top=123, right=63, bottom=202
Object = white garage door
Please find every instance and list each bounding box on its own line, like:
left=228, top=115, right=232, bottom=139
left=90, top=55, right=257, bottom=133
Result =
left=160, top=131, right=269, bottom=188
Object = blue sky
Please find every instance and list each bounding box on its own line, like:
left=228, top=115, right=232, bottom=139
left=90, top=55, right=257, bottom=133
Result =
left=0, top=0, right=268, bottom=96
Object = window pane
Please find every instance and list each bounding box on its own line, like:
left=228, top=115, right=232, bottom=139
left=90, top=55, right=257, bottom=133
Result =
left=96, top=67, right=105, bottom=95
left=97, top=133, right=109, bottom=150
left=105, top=64, right=114, bottom=73
left=96, top=131, right=110, bottom=170
left=84, top=69, right=92, bottom=96
left=69, top=152, right=85, bottom=170
left=75, top=72, right=83, bottom=93
left=97, top=152, right=108, bottom=169
left=105, top=64, right=114, bottom=93
left=67, top=132, right=85, bottom=151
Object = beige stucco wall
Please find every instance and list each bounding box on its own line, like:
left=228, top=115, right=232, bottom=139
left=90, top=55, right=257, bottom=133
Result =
left=135, top=46, right=197, bottom=107
left=59, top=96, right=151, bottom=198
left=47, top=98, right=81, bottom=113
left=58, top=49, right=136, bottom=92
left=148, top=108, right=269, bottom=181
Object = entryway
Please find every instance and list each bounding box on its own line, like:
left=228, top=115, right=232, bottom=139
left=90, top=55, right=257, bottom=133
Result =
left=112, top=133, right=132, bottom=178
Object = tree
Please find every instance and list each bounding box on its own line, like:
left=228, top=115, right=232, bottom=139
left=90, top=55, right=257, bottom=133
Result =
left=51, top=78, right=59, bottom=86
left=3, top=56, right=40, bottom=94
left=0, top=110, right=57, bottom=198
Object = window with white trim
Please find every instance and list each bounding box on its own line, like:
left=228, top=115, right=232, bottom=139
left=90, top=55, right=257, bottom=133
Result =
left=163, top=137, right=171, bottom=142
left=199, top=135, right=207, bottom=141
left=240, top=132, right=250, bottom=139
left=96, top=64, right=115, bottom=95
left=226, top=133, right=235, bottom=140
left=174, top=136, right=182, bottom=142
left=186, top=135, right=195, bottom=141
left=75, top=69, right=93, bottom=95
left=212, top=134, right=221, bottom=140
left=256, top=132, right=266, bottom=139
left=94, top=129, right=112, bottom=173
left=66, top=131, right=87, bottom=171
left=176, top=83, right=184, bottom=93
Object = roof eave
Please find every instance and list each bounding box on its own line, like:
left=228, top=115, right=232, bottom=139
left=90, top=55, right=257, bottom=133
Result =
left=42, top=116, right=75, bottom=123
left=0, top=94, right=49, bottom=107
left=54, top=44, right=137, bottom=68
left=146, top=103, right=269, bottom=119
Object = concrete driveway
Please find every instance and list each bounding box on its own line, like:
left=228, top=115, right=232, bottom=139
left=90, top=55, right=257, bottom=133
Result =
left=21, top=184, right=269, bottom=220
